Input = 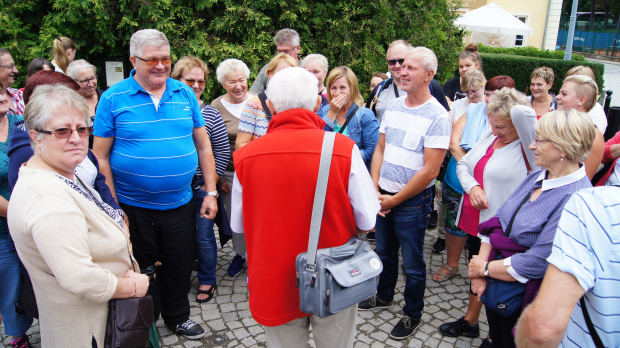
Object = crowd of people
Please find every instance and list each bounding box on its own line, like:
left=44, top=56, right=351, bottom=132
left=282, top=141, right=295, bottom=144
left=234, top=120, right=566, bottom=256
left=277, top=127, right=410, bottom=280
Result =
left=0, top=27, right=618, bottom=348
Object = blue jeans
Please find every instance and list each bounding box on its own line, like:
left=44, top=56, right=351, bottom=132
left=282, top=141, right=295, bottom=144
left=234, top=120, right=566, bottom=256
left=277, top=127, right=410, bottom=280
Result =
left=375, top=187, right=432, bottom=319
left=194, top=189, right=217, bottom=286
left=0, top=237, right=33, bottom=336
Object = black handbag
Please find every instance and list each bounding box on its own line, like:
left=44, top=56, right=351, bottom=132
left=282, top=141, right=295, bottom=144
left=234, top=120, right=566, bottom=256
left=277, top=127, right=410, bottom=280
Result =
left=104, top=294, right=154, bottom=348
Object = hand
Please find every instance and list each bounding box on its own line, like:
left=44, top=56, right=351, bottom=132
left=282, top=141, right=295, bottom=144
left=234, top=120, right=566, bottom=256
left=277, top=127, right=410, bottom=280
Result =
left=200, top=195, right=218, bottom=220
left=468, top=255, right=488, bottom=279
left=329, top=94, right=349, bottom=115
left=220, top=180, right=232, bottom=194
left=469, top=186, right=489, bottom=210
left=378, top=194, right=398, bottom=215
left=124, top=270, right=150, bottom=298
left=471, top=277, right=488, bottom=301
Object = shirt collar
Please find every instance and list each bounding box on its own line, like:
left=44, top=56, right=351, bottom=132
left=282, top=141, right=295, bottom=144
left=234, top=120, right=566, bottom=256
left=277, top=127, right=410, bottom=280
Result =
left=536, top=165, right=586, bottom=191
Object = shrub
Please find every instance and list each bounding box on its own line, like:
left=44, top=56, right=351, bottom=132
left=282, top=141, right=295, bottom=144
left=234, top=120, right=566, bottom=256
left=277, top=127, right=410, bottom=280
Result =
left=478, top=44, right=587, bottom=62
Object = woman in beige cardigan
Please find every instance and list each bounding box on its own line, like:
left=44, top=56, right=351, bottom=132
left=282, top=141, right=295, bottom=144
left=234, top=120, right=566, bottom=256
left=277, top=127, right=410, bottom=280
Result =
left=8, top=85, right=149, bottom=347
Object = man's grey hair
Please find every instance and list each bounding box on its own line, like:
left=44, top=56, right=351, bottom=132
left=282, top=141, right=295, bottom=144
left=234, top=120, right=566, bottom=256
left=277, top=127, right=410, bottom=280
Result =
left=130, top=29, right=170, bottom=57
left=266, top=67, right=318, bottom=114
left=386, top=39, right=412, bottom=56
left=66, top=59, right=97, bottom=80
left=274, top=28, right=300, bottom=47
left=24, top=84, right=90, bottom=149
left=408, top=47, right=438, bottom=74
left=216, top=59, right=250, bottom=84
left=301, top=54, right=328, bottom=72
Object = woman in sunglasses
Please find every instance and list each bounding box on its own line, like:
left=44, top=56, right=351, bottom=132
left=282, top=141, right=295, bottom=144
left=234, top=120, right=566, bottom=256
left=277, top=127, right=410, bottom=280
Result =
left=171, top=56, right=229, bottom=303
left=8, top=84, right=150, bottom=347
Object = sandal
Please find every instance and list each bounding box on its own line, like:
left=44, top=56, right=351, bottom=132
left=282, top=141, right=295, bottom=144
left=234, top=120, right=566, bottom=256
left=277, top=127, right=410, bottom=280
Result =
left=196, top=284, right=217, bottom=303
left=432, top=264, right=459, bottom=282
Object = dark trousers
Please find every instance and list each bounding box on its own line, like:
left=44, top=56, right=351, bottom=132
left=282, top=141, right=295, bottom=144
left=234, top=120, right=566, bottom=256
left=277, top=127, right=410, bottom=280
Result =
left=120, top=201, right=196, bottom=326
left=486, top=305, right=519, bottom=348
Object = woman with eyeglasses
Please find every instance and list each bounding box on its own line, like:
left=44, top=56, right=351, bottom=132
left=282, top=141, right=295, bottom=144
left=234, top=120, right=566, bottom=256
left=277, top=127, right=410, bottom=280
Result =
left=67, top=60, right=101, bottom=149
left=171, top=56, right=229, bottom=303
left=0, top=83, right=34, bottom=348
left=8, top=84, right=150, bottom=347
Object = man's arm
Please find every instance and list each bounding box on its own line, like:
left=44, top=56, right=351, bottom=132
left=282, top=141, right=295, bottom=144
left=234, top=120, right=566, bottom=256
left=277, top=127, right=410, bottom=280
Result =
left=515, top=264, right=585, bottom=347
left=92, top=136, right=117, bottom=201
left=193, top=126, right=218, bottom=219
left=370, top=133, right=385, bottom=192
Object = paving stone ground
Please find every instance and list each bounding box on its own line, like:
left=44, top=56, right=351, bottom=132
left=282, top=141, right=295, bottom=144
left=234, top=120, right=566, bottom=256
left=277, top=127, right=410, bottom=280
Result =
left=1, top=226, right=488, bottom=348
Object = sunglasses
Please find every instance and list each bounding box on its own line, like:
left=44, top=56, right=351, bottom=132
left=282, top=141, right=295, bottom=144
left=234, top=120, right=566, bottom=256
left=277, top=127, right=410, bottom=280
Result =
left=387, top=58, right=405, bottom=66
left=182, top=78, right=206, bottom=87
left=135, top=56, right=172, bottom=66
left=37, top=127, right=93, bottom=139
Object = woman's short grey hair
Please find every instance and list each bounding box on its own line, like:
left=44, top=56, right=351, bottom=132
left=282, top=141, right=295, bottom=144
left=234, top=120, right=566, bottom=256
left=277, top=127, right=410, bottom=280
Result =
left=537, top=109, right=596, bottom=162
left=266, top=67, right=318, bottom=114
left=301, top=54, right=328, bottom=72
left=24, top=84, right=90, bottom=149
left=216, top=59, right=250, bottom=84
left=130, top=29, right=169, bottom=57
left=486, top=87, right=530, bottom=120
left=408, top=47, right=438, bottom=74
left=274, top=28, right=300, bottom=47
left=66, top=59, right=97, bottom=80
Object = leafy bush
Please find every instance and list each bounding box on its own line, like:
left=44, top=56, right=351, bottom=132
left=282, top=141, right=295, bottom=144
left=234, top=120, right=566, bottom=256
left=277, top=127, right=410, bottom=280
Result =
left=0, top=0, right=465, bottom=103
left=478, top=44, right=587, bottom=62
left=480, top=53, right=605, bottom=94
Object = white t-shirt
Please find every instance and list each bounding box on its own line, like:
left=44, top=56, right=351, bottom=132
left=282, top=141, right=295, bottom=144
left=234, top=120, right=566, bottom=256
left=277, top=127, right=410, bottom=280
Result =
left=589, top=102, right=607, bottom=134
left=450, top=97, right=468, bottom=123
left=221, top=97, right=249, bottom=118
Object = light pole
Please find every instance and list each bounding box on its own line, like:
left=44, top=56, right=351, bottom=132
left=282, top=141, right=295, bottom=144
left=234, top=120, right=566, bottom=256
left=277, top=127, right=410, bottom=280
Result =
left=564, top=0, right=579, bottom=60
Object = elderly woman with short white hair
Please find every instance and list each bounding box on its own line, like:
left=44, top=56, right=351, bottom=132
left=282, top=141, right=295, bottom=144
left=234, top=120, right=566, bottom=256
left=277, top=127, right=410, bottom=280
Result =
left=67, top=59, right=100, bottom=117
left=211, top=58, right=252, bottom=277
left=301, top=53, right=329, bottom=99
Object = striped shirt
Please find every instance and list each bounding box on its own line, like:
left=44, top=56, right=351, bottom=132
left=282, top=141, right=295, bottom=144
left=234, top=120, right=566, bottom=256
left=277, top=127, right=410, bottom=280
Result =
left=93, top=70, right=205, bottom=210
left=238, top=94, right=269, bottom=138
left=378, top=97, right=451, bottom=193
left=193, top=104, right=229, bottom=189
left=549, top=186, right=620, bottom=347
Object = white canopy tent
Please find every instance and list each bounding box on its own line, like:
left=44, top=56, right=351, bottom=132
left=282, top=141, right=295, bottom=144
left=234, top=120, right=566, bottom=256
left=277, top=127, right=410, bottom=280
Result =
left=454, top=3, right=534, bottom=36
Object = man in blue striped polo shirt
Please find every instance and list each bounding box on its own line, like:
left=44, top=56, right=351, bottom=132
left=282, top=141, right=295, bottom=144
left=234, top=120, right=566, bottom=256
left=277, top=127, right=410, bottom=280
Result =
left=93, top=29, right=218, bottom=340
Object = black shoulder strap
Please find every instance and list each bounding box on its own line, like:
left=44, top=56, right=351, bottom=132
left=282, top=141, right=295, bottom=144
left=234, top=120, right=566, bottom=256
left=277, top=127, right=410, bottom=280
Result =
left=339, top=105, right=359, bottom=134
left=258, top=92, right=272, bottom=121
left=581, top=296, right=604, bottom=348
left=504, top=191, right=532, bottom=237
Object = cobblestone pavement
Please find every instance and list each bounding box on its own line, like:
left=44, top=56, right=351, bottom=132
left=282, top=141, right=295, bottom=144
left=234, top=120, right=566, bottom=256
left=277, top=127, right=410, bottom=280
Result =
left=2, top=226, right=488, bottom=348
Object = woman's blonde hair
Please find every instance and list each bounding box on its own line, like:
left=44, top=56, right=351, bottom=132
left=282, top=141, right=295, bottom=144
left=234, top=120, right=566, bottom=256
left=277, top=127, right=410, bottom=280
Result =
left=461, top=69, right=486, bottom=91
left=486, top=87, right=530, bottom=120
left=565, top=65, right=596, bottom=80
left=537, top=109, right=596, bottom=162
left=325, top=66, right=364, bottom=106
left=171, top=56, right=209, bottom=81
left=563, top=75, right=599, bottom=112
left=52, top=37, right=77, bottom=74
left=266, top=53, right=298, bottom=76
left=530, top=66, right=554, bottom=84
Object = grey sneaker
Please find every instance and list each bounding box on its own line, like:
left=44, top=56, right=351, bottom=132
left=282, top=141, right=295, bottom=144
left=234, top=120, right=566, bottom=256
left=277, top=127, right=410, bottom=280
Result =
left=169, top=319, right=205, bottom=340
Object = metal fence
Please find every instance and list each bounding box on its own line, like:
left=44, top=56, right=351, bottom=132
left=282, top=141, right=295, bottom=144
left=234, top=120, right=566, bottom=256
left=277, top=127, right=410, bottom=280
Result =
left=557, top=14, right=620, bottom=58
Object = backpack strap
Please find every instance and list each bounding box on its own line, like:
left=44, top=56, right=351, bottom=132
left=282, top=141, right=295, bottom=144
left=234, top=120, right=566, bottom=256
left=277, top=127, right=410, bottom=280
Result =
left=580, top=296, right=604, bottom=348
left=258, top=92, right=272, bottom=121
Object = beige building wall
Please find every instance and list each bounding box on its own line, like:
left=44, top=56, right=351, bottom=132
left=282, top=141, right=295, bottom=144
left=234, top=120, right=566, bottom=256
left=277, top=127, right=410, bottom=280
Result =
left=454, top=0, right=562, bottom=50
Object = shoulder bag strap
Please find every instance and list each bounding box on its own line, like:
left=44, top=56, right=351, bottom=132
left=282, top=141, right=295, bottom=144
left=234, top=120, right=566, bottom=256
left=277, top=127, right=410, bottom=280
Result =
left=339, top=105, right=360, bottom=134
left=504, top=190, right=532, bottom=237
left=581, top=296, right=604, bottom=348
left=258, top=92, right=273, bottom=121
left=305, top=132, right=337, bottom=268
left=520, top=143, right=532, bottom=174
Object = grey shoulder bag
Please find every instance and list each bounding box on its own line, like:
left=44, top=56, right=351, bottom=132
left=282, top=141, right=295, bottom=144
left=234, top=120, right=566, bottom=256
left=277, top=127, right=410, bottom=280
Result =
left=295, top=131, right=383, bottom=318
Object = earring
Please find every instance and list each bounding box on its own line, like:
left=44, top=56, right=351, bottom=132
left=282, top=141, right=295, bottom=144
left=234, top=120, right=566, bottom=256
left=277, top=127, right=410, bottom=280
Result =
left=561, top=156, right=564, bottom=161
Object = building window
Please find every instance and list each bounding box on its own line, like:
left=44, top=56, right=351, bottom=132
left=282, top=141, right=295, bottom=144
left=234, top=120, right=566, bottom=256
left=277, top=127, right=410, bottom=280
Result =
left=515, top=15, right=528, bottom=47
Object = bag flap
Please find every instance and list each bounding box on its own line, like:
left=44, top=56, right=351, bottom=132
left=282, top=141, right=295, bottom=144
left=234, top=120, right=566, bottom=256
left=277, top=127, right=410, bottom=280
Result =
left=114, top=295, right=154, bottom=330
left=325, top=249, right=382, bottom=287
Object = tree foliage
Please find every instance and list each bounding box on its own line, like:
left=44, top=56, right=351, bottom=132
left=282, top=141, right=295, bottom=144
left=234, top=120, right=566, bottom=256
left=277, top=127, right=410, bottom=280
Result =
left=1, top=0, right=465, bottom=102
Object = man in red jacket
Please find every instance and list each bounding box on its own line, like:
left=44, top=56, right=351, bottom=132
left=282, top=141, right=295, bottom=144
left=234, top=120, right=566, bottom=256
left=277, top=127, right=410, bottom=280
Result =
left=230, top=67, right=379, bottom=347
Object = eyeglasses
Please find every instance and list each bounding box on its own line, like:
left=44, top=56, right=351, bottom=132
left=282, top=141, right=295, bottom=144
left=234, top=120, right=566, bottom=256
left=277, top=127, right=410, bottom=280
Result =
left=277, top=47, right=296, bottom=54
left=135, top=56, right=172, bottom=66
left=75, top=75, right=97, bottom=85
left=0, top=64, right=16, bottom=70
left=37, top=127, right=93, bottom=138
left=182, top=78, right=206, bottom=87
left=533, top=136, right=552, bottom=145
left=464, top=89, right=481, bottom=96
left=387, top=59, right=405, bottom=66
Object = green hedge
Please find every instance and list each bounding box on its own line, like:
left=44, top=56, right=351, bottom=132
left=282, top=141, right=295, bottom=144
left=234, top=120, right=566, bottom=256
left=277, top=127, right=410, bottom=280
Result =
left=478, top=44, right=587, bottom=62
left=480, top=53, right=605, bottom=95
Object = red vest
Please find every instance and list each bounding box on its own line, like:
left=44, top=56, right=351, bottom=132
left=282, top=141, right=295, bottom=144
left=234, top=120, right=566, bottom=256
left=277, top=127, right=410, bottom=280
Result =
left=234, top=108, right=357, bottom=326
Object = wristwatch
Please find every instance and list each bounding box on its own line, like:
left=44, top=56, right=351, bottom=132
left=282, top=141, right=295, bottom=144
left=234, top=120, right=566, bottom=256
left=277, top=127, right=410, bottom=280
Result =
left=206, top=191, right=219, bottom=198
left=483, top=262, right=490, bottom=277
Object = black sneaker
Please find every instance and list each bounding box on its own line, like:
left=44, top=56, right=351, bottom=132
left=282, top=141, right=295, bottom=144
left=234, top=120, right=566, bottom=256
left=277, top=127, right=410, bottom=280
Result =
left=366, top=232, right=376, bottom=242
left=358, top=295, right=393, bottom=310
left=480, top=338, right=493, bottom=348
left=390, top=315, right=420, bottom=340
left=439, top=317, right=480, bottom=338
left=227, top=254, right=246, bottom=276
left=427, top=210, right=438, bottom=228
left=169, top=319, right=205, bottom=340
left=432, top=237, right=446, bottom=254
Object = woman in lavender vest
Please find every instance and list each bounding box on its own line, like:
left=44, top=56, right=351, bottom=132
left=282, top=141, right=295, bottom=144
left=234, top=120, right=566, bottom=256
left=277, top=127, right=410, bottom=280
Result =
left=468, top=108, right=596, bottom=348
